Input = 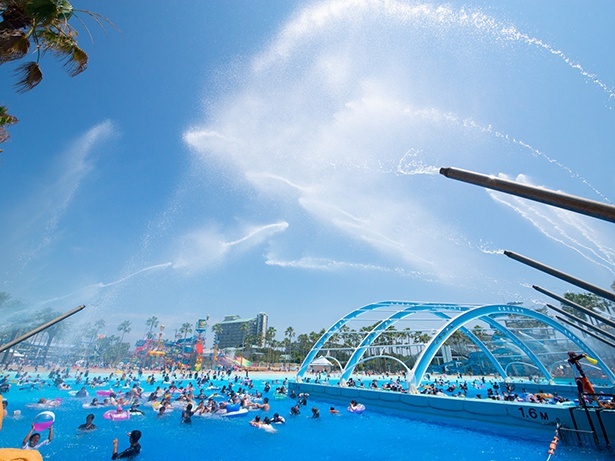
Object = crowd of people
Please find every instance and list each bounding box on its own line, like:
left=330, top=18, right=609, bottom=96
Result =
left=0, top=365, right=367, bottom=459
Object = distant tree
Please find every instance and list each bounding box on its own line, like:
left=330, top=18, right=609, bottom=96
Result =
left=211, top=324, right=222, bottom=345
left=284, top=326, right=295, bottom=363
left=145, top=316, right=159, bottom=339
left=265, top=326, right=276, bottom=364
left=0, top=293, right=32, bottom=364
left=94, top=318, right=105, bottom=335
left=117, top=320, right=131, bottom=343
left=564, top=292, right=615, bottom=319
left=179, top=322, right=192, bottom=341
left=0, top=0, right=114, bottom=150
left=27, top=307, right=68, bottom=364
left=96, top=334, right=127, bottom=366
left=445, top=330, right=471, bottom=357
left=471, top=325, right=490, bottom=343
left=239, top=323, right=250, bottom=350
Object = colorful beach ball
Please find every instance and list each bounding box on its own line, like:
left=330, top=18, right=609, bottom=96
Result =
left=33, top=411, right=55, bottom=431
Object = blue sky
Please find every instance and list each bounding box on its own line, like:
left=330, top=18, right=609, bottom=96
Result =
left=0, top=0, right=614, bottom=348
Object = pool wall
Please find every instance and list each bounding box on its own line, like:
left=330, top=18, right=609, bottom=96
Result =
left=289, top=381, right=615, bottom=446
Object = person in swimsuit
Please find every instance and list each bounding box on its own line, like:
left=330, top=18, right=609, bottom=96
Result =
left=22, top=424, right=53, bottom=450
left=112, top=429, right=141, bottom=459
left=181, top=403, right=194, bottom=424
left=78, top=413, right=97, bottom=431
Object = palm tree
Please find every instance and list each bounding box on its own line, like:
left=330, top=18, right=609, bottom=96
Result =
left=211, top=324, right=222, bottom=344
left=0, top=1, right=114, bottom=148
left=0, top=106, right=17, bottom=148
left=117, top=320, right=131, bottom=344
left=145, top=316, right=159, bottom=339
left=265, top=327, right=276, bottom=365
left=32, top=308, right=67, bottom=364
left=284, top=326, right=295, bottom=366
left=239, top=323, right=250, bottom=351
left=179, top=322, right=192, bottom=341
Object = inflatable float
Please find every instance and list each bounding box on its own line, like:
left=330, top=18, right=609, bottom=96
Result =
left=152, top=402, right=174, bottom=413
left=103, top=409, right=130, bottom=421
left=26, top=399, right=61, bottom=410
left=96, top=389, right=114, bottom=397
left=218, top=408, right=248, bottom=417
left=347, top=403, right=366, bottom=414
left=0, top=448, right=43, bottom=461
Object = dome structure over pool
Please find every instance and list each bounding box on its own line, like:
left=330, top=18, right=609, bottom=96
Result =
left=296, top=301, right=615, bottom=390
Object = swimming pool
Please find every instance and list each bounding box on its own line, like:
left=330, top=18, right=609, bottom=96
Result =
left=0, top=373, right=610, bottom=460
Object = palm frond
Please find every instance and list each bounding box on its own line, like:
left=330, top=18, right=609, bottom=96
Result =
left=0, top=105, right=19, bottom=126
left=41, top=29, right=87, bottom=76
left=0, top=104, right=18, bottom=150
left=14, top=61, right=42, bottom=92
left=72, top=9, right=120, bottom=43
left=0, top=29, right=30, bottom=63
left=25, top=0, right=72, bottom=25
left=64, top=44, right=86, bottom=75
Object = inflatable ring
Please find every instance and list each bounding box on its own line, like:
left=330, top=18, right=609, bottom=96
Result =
left=0, top=448, right=43, bottom=461
left=103, top=410, right=130, bottom=421
left=348, top=403, right=366, bottom=414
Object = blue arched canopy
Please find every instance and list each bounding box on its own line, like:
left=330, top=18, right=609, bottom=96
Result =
left=296, top=301, right=615, bottom=387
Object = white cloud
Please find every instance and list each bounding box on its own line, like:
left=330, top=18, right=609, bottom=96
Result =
left=8, top=121, right=116, bottom=273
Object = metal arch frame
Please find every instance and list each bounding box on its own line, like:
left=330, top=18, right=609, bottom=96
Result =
left=296, top=301, right=614, bottom=387
left=411, top=306, right=551, bottom=386
left=504, top=361, right=542, bottom=376
left=322, top=355, right=344, bottom=371
left=296, top=301, right=395, bottom=381
left=296, top=301, right=471, bottom=381
left=352, top=355, right=412, bottom=378
left=411, top=304, right=615, bottom=387
left=338, top=304, right=509, bottom=385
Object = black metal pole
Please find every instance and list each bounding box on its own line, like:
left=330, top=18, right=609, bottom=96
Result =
left=439, top=167, right=615, bottom=223
left=504, top=251, right=615, bottom=304
left=555, top=316, right=615, bottom=350
left=0, top=305, right=86, bottom=354
left=547, top=303, right=615, bottom=343
left=533, top=285, right=615, bottom=329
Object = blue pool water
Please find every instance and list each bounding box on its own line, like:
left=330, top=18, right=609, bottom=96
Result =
left=0, top=373, right=611, bottom=461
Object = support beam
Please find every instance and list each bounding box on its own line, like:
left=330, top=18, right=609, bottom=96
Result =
left=547, top=303, right=615, bottom=343
left=0, top=305, right=86, bottom=354
left=555, top=316, right=615, bottom=349
left=504, top=250, right=615, bottom=304
left=534, top=285, right=615, bottom=329
left=439, top=167, right=615, bottom=223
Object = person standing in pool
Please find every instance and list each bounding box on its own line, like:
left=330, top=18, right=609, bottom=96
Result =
left=181, top=403, right=194, bottom=424
left=22, top=424, right=53, bottom=450
left=78, top=414, right=97, bottom=431
left=112, top=429, right=141, bottom=459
